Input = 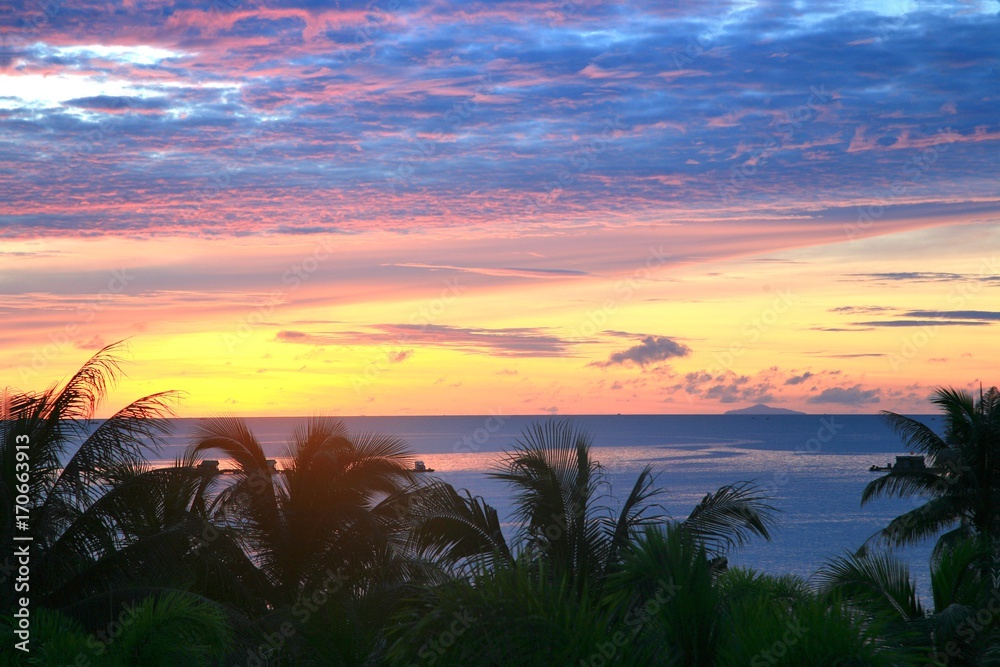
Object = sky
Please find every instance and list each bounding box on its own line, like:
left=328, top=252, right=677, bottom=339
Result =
left=1, top=0, right=998, bottom=417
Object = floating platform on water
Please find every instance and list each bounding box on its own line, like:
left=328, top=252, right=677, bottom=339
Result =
left=196, top=459, right=284, bottom=475
left=869, top=455, right=927, bottom=473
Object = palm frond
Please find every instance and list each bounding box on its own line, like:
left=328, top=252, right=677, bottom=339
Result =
left=931, top=387, right=977, bottom=432
left=815, top=550, right=924, bottom=621
left=489, top=421, right=601, bottom=573
left=103, top=590, right=234, bottom=665
left=878, top=410, right=949, bottom=457
left=606, top=524, right=720, bottom=664
left=46, top=390, right=180, bottom=510
left=930, top=535, right=988, bottom=612
left=49, top=339, right=131, bottom=423
left=398, top=481, right=513, bottom=572
left=604, top=465, right=665, bottom=568
left=717, top=567, right=813, bottom=610
left=189, top=415, right=271, bottom=475
left=875, top=496, right=961, bottom=547
left=680, top=481, right=777, bottom=555
left=860, top=468, right=943, bottom=505
left=288, top=415, right=350, bottom=467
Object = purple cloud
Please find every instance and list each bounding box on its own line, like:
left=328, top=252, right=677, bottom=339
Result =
left=591, top=336, right=691, bottom=368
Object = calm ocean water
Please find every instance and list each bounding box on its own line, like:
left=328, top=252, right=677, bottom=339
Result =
left=144, top=413, right=942, bottom=596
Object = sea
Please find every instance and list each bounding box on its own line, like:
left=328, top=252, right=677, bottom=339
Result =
left=146, top=413, right=942, bottom=598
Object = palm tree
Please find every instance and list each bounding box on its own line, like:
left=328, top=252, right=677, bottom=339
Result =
left=817, top=539, right=999, bottom=665
left=385, top=561, right=654, bottom=667
left=609, top=529, right=908, bottom=667
left=189, top=415, right=420, bottom=603
left=605, top=524, right=722, bottom=666
left=489, top=420, right=665, bottom=592
left=0, top=343, right=269, bottom=663
left=189, top=415, right=431, bottom=663
left=389, top=421, right=776, bottom=665
left=862, top=386, right=1000, bottom=550
left=407, top=420, right=775, bottom=589
left=1, top=343, right=191, bottom=607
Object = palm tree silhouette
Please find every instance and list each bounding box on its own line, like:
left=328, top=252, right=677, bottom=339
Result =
left=1, top=342, right=192, bottom=607
left=863, top=386, right=1000, bottom=550
left=407, top=420, right=775, bottom=590
left=189, top=415, right=421, bottom=604
left=817, top=538, right=999, bottom=664
left=0, top=341, right=268, bottom=665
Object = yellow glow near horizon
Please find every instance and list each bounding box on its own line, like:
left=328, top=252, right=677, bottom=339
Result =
left=4, top=220, right=996, bottom=418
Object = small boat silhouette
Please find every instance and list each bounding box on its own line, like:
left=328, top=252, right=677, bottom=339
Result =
left=414, top=460, right=435, bottom=473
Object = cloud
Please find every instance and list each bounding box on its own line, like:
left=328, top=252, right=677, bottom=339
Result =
left=3, top=3, right=1000, bottom=239
left=784, top=371, right=813, bottom=385
left=901, top=310, right=1000, bottom=321
left=828, top=305, right=892, bottom=314
left=276, top=330, right=309, bottom=341
left=826, top=305, right=1000, bottom=330
left=705, top=381, right=775, bottom=404
left=676, top=368, right=778, bottom=404
left=74, top=335, right=107, bottom=350
left=853, top=320, right=989, bottom=327
left=388, top=349, right=413, bottom=363
left=64, top=95, right=170, bottom=111
left=389, top=263, right=591, bottom=279
left=808, top=385, right=880, bottom=405
left=276, top=324, right=574, bottom=357
left=591, top=336, right=690, bottom=368
left=824, top=353, right=886, bottom=358
left=848, top=272, right=1000, bottom=284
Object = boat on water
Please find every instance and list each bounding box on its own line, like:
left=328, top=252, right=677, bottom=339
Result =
left=414, top=460, right=435, bottom=473
left=869, top=454, right=927, bottom=473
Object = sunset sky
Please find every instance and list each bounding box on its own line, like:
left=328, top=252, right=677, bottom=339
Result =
left=1, top=0, right=998, bottom=416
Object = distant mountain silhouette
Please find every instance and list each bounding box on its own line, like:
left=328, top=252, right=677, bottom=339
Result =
left=724, top=403, right=806, bottom=415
